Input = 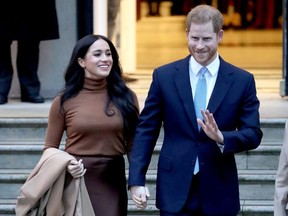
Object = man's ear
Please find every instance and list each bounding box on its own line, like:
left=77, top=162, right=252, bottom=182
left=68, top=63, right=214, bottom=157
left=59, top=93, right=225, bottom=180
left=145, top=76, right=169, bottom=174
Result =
left=78, top=58, right=85, bottom=68
left=217, top=30, right=224, bottom=42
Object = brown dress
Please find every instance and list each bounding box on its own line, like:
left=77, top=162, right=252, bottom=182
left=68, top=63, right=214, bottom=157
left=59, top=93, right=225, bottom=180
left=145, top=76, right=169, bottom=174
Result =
left=45, top=77, right=138, bottom=216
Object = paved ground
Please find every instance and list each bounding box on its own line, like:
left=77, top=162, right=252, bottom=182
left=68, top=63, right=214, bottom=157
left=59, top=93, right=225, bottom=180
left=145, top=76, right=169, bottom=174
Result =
left=257, top=92, right=288, bottom=119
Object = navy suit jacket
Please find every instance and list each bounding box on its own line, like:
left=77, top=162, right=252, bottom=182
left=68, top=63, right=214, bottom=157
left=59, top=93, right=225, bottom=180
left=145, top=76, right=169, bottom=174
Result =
left=128, top=55, right=263, bottom=214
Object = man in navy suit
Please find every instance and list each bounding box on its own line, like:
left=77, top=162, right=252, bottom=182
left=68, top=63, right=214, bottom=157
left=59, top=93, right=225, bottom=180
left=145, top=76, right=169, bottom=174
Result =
left=128, top=4, right=263, bottom=216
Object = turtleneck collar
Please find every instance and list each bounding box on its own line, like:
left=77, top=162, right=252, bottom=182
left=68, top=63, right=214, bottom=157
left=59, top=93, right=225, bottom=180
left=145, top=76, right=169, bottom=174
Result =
left=83, top=77, right=107, bottom=91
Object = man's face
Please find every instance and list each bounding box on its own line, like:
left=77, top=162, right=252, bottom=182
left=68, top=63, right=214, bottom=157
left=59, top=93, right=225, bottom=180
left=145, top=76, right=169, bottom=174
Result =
left=186, top=21, right=223, bottom=66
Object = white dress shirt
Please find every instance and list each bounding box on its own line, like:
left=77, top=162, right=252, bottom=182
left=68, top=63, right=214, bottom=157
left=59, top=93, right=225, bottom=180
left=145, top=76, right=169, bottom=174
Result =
left=189, top=54, right=220, bottom=106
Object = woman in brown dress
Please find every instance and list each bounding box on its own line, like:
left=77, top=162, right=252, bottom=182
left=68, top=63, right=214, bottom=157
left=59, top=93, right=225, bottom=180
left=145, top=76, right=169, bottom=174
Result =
left=44, top=34, right=139, bottom=216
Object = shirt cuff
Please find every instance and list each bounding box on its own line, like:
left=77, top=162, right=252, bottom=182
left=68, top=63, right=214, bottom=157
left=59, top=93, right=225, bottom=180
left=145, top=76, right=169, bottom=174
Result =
left=217, top=142, right=224, bottom=153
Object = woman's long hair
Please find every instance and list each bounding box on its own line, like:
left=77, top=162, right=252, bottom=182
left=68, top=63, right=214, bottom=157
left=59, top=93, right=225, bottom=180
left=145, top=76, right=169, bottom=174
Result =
left=59, top=34, right=139, bottom=142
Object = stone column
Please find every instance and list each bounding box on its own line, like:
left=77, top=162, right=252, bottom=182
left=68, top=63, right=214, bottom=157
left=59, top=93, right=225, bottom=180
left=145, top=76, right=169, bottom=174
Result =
left=93, top=0, right=108, bottom=36
left=280, top=0, right=287, bottom=96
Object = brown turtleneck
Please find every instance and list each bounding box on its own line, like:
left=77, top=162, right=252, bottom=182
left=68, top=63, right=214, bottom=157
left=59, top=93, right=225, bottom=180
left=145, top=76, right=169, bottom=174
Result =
left=44, top=77, right=138, bottom=156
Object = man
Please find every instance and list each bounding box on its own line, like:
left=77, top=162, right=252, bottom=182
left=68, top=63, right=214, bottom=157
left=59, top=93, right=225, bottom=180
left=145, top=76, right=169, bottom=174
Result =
left=0, top=0, right=59, bottom=104
left=128, top=4, right=263, bottom=216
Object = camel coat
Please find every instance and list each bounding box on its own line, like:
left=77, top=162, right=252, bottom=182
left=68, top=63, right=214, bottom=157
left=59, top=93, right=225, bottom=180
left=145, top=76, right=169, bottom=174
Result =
left=274, top=120, right=288, bottom=216
left=15, top=148, right=95, bottom=216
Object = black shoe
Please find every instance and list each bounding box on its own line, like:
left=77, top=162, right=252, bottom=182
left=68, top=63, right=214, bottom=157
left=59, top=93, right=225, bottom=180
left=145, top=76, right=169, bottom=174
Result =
left=0, top=95, right=8, bottom=105
left=21, top=95, right=45, bottom=103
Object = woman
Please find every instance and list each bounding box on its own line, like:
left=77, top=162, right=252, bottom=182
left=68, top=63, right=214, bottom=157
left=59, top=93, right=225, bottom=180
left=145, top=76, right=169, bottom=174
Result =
left=44, top=34, right=139, bottom=216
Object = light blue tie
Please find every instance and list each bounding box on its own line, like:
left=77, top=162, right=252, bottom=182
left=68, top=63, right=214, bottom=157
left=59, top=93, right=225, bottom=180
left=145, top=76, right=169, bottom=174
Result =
left=194, top=67, right=207, bottom=125
left=193, top=67, right=207, bottom=174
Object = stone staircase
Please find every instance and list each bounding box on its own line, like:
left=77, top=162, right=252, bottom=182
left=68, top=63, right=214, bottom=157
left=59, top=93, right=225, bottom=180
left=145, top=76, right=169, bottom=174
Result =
left=0, top=8, right=285, bottom=216
left=136, top=16, right=282, bottom=70
left=0, top=117, right=287, bottom=216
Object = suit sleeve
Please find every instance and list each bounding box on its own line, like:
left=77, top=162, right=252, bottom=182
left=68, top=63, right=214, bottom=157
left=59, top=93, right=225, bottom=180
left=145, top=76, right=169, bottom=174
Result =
left=128, top=69, right=163, bottom=186
left=221, top=74, right=262, bottom=153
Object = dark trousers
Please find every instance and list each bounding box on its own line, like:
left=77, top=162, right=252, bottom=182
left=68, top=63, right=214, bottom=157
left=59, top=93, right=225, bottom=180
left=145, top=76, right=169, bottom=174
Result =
left=0, top=39, right=41, bottom=98
left=160, top=173, right=237, bottom=216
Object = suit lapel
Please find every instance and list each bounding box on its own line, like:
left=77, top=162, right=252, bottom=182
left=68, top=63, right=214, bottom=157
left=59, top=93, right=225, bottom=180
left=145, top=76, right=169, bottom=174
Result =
left=174, top=56, right=199, bottom=132
left=207, top=59, right=233, bottom=114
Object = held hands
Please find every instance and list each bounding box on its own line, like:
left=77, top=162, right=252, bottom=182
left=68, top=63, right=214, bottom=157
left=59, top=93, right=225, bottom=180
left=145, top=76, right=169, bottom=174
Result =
left=130, top=186, right=150, bottom=210
left=198, top=109, right=224, bottom=144
left=67, top=159, right=86, bottom=178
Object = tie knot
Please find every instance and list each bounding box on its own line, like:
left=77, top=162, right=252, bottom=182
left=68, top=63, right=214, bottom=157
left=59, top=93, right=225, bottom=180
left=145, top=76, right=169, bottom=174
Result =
left=198, top=67, right=207, bottom=79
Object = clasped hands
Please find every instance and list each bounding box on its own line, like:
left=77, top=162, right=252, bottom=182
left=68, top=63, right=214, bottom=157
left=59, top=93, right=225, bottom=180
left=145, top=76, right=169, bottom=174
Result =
left=130, top=186, right=150, bottom=210
left=67, top=159, right=86, bottom=178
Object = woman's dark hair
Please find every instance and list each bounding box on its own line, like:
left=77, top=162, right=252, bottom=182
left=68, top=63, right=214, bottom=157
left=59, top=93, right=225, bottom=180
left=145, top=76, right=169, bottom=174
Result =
left=59, top=34, right=139, bottom=141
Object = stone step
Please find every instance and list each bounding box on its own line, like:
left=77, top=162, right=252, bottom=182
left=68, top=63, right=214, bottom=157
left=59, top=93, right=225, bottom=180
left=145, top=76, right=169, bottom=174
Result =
left=0, top=118, right=48, bottom=142
left=0, top=118, right=285, bottom=215
left=0, top=199, right=274, bottom=216
left=0, top=118, right=286, bottom=143
left=0, top=168, right=277, bottom=200
left=136, top=16, right=282, bottom=69
left=137, top=17, right=282, bottom=46
left=0, top=140, right=282, bottom=171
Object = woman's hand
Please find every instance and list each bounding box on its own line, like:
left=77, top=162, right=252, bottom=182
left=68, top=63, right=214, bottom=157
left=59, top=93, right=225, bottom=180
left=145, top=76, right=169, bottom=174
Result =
left=67, top=159, right=86, bottom=178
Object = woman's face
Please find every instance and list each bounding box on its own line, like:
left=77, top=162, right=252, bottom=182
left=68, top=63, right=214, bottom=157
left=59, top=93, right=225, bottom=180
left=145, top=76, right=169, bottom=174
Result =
left=78, top=39, right=113, bottom=79
left=186, top=21, right=223, bottom=66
